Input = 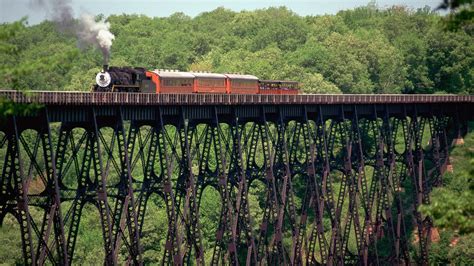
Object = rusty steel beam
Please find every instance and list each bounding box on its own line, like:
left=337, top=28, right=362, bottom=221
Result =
left=0, top=101, right=472, bottom=265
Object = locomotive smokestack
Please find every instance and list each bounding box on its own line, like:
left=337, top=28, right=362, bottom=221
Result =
left=103, top=64, right=109, bottom=72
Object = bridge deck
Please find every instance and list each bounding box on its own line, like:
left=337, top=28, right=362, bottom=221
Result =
left=1, top=90, right=473, bottom=105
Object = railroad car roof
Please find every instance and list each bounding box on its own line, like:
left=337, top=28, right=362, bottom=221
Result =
left=152, top=70, right=195, bottom=78
left=259, top=80, right=299, bottom=84
left=191, top=72, right=227, bottom=79
left=225, top=74, right=259, bottom=80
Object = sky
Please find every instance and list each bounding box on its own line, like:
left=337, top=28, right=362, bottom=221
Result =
left=1, top=0, right=443, bottom=25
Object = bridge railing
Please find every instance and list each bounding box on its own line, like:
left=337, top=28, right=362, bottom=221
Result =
left=0, top=90, right=472, bottom=105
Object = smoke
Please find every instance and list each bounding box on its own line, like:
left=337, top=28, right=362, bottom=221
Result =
left=77, top=14, right=115, bottom=64
left=29, top=0, right=115, bottom=64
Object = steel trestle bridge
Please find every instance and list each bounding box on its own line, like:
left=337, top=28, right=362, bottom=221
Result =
left=0, top=91, right=473, bottom=265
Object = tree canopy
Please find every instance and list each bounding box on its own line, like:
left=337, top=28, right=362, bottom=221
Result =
left=0, top=4, right=472, bottom=94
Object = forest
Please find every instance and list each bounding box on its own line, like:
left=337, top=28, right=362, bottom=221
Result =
left=0, top=2, right=473, bottom=265
left=0, top=3, right=473, bottom=95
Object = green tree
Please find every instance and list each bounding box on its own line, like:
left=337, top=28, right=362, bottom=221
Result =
left=299, top=72, right=341, bottom=94
left=420, top=123, right=474, bottom=264
left=438, top=0, right=474, bottom=32
left=0, top=18, right=30, bottom=90
left=426, top=30, right=474, bottom=94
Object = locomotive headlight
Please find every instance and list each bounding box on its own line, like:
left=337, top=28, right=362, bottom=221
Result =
left=96, top=71, right=111, bottom=88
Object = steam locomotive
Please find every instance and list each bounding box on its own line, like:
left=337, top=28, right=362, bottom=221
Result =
left=93, top=65, right=299, bottom=94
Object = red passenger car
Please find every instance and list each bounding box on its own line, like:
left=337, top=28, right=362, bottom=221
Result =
left=193, top=72, right=227, bottom=93
left=146, top=70, right=194, bottom=93
left=225, top=74, right=259, bottom=94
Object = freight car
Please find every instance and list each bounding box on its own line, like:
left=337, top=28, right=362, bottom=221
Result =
left=93, top=65, right=299, bottom=94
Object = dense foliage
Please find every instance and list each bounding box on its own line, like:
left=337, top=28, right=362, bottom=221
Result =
left=0, top=2, right=473, bottom=264
left=0, top=4, right=473, bottom=94
left=438, top=0, right=474, bottom=32
left=420, top=122, right=474, bottom=264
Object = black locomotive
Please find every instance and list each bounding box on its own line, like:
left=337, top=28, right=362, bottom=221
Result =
left=92, top=65, right=152, bottom=92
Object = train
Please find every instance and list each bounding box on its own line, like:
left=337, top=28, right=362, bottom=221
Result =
left=93, top=65, right=299, bottom=94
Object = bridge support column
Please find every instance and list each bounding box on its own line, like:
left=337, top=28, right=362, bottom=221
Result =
left=0, top=100, right=471, bottom=265
left=0, top=111, right=68, bottom=265
left=3, top=116, right=36, bottom=265
left=177, top=109, right=204, bottom=265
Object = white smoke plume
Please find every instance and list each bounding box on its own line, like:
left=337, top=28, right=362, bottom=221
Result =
left=78, top=14, right=115, bottom=64
left=30, top=0, right=115, bottom=64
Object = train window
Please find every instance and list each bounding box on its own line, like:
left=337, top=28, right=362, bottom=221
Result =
left=260, top=82, right=280, bottom=90
left=259, top=83, right=269, bottom=90
left=141, top=79, right=156, bottom=93
left=280, top=82, right=298, bottom=90
left=163, top=78, right=193, bottom=87
left=232, top=80, right=256, bottom=88
left=198, top=78, right=225, bottom=87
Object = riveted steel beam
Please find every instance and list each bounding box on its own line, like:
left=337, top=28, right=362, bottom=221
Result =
left=0, top=100, right=472, bottom=265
